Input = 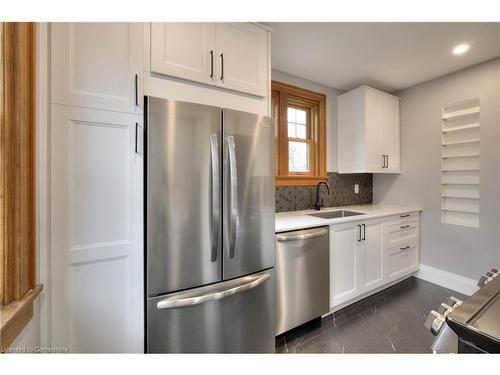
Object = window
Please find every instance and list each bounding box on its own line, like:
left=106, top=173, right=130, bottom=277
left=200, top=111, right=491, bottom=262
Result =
left=272, top=81, right=327, bottom=185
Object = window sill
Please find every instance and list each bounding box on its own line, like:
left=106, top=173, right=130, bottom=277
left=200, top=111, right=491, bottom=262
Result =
left=0, top=284, right=43, bottom=351
left=276, top=176, right=328, bottom=186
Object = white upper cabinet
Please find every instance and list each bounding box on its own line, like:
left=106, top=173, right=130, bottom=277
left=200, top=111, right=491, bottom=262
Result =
left=151, top=23, right=216, bottom=86
left=337, top=86, right=400, bottom=173
left=150, top=23, right=269, bottom=97
left=215, top=23, right=268, bottom=97
left=52, top=23, right=144, bottom=114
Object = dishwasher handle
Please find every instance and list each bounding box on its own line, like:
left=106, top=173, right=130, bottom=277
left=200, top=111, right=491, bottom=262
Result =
left=276, top=227, right=329, bottom=242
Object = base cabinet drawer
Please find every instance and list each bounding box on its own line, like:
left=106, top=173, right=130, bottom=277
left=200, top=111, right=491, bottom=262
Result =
left=385, top=221, right=419, bottom=247
left=386, top=212, right=420, bottom=226
left=387, top=243, right=419, bottom=280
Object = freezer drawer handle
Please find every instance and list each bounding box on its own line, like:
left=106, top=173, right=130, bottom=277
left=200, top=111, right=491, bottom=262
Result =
left=209, top=134, right=220, bottom=262
left=276, top=228, right=328, bottom=242
left=156, top=273, right=270, bottom=309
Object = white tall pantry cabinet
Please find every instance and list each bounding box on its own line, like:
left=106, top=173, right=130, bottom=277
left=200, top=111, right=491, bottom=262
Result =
left=50, top=23, right=145, bottom=352
left=337, top=86, right=400, bottom=173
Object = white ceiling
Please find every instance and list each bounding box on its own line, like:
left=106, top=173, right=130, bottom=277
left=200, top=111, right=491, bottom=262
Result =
left=267, top=23, right=500, bottom=92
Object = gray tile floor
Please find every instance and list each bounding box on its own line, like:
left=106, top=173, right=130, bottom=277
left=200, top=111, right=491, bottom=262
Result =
left=275, top=277, right=467, bottom=353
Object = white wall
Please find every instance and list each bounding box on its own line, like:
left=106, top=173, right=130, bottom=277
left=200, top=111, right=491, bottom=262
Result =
left=374, top=58, right=500, bottom=279
left=271, top=69, right=343, bottom=172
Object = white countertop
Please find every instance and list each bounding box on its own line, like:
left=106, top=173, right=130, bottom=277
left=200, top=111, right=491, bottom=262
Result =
left=275, top=204, right=422, bottom=233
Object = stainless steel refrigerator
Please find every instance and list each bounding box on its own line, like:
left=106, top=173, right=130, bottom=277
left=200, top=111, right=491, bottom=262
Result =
left=145, top=97, right=275, bottom=353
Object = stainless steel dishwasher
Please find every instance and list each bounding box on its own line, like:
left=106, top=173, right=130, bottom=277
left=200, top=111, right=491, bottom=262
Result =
left=275, top=226, right=330, bottom=335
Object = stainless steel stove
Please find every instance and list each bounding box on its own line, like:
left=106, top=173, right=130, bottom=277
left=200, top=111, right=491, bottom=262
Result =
left=425, top=267, right=500, bottom=353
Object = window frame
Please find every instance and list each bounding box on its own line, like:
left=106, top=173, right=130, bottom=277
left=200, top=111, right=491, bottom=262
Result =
left=272, top=80, right=327, bottom=186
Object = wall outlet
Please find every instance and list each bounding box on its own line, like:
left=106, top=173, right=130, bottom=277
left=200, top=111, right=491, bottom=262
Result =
left=354, top=184, right=359, bottom=194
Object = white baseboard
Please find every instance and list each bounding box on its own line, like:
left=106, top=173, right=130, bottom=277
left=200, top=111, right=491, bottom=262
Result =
left=416, top=264, right=479, bottom=296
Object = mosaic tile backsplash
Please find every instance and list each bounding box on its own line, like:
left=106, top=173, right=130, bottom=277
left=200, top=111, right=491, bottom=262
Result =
left=275, top=172, right=373, bottom=212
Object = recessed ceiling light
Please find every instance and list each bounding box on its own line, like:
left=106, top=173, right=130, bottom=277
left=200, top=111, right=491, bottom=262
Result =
left=453, top=44, right=470, bottom=55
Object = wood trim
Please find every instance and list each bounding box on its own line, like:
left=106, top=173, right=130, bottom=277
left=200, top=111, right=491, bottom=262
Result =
left=272, top=80, right=326, bottom=102
left=0, top=23, right=37, bottom=305
left=272, top=80, right=327, bottom=186
left=0, top=284, right=42, bottom=351
left=276, top=176, right=328, bottom=186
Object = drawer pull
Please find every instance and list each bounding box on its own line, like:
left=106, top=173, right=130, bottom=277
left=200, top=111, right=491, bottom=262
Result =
left=400, top=245, right=411, bottom=251
left=400, top=214, right=410, bottom=218
left=400, top=225, right=411, bottom=229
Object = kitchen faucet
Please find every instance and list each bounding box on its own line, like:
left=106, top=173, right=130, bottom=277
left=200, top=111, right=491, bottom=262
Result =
left=314, top=181, right=330, bottom=211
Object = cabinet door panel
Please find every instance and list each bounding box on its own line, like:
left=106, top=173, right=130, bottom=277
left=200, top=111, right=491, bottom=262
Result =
left=330, top=223, right=362, bottom=307
left=361, top=221, right=385, bottom=292
left=52, top=23, right=143, bottom=114
left=151, top=23, right=215, bottom=85
left=364, top=90, right=385, bottom=172
left=215, top=23, right=268, bottom=97
left=382, top=96, right=400, bottom=172
left=51, top=105, right=143, bottom=352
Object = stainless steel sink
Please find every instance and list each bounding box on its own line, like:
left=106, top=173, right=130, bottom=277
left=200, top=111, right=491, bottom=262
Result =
left=307, top=210, right=365, bottom=219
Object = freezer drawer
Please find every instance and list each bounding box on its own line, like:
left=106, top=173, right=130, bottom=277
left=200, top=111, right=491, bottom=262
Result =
left=146, top=269, right=275, bottom=353
left=275, top=227, right=330, bottom=335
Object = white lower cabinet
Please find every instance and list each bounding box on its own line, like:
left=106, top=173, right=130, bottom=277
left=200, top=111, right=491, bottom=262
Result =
left=50, top=104, right=144, bottom=352
left=361, top=219, right=385, bottom=291
left=330, top=222, right=363, bottom=307
left=330, top=212, right=420, bottom=310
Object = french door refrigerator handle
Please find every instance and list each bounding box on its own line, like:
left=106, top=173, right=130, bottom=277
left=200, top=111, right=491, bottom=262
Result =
left=156, top=273, right=270, bottom=309
left=226, top=136, right=238, bottom=259
left=209, top=134, right=220, bottom=262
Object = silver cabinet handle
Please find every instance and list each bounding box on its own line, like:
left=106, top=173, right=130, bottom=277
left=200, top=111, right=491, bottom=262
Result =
left=386, top=155, right=389, bottom=168
left=156, top=273, right=270, bottom=309
left=362, top=224, right=366, bottom=240
left=357, top=224, right=362, bottom=241
left=209, top=134, right=220, bottom=262
left=226, top=136, right=238, bottom=258
left=276, top=227, right=328, bottom=242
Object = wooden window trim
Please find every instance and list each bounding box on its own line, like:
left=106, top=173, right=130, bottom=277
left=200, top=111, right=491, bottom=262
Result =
left=272, top=81, right=327, bottom=186
left=0, top=22, right=42, bottom=351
